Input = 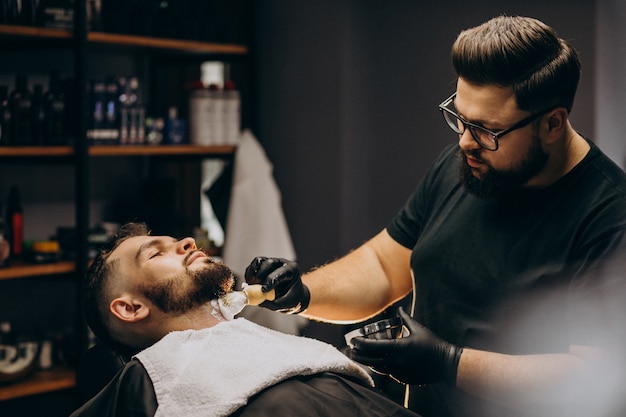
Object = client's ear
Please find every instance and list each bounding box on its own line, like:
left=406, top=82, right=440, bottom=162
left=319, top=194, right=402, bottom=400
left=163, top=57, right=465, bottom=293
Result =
left=110, top=296, right=150, bottom=323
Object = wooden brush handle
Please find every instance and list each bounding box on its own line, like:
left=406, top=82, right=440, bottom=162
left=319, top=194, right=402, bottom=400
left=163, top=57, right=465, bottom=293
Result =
left=244, top=285, right=276, bottom=306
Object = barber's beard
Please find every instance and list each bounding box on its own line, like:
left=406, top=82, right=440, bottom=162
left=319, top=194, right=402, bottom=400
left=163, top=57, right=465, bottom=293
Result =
left=459, top=134, right=548, bottom=198
left=140, top=258, right=235, bottom=315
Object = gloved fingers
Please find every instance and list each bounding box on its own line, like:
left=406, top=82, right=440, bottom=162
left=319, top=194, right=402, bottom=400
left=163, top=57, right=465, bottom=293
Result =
left=348, top=348, right=395, bottom=377
left=348, top=344, right=387, bottom=366
left=261, top=282, right=309, bottom=313
left=245, top=257, right=284, bottom=286
left=265, top=262, right=298, bottom=292
left=244, top=257, right=265, bottom=284
left=349, top=335, right=395, bottom=358
left=245, top=257, right=307, bottom=314
left=397, top=307, right=421, bottom=333
left=350, top=346, right=409, bottom=383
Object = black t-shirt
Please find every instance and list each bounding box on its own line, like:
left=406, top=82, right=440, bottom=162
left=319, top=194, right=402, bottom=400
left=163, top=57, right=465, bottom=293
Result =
left=386, top=140, right=626, bottom=417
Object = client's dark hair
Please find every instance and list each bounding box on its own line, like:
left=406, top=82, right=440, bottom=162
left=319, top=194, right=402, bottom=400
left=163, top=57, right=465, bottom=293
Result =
left=451, top=15, right=581, bottom=113
left=83, top=222, right=150, bottom=350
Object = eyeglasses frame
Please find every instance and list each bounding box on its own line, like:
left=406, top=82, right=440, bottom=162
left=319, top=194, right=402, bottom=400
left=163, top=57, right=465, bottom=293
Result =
left=438, top=92, right=554, bottom=151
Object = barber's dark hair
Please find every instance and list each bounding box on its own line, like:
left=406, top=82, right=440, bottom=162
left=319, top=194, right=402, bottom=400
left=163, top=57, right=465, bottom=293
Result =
left=451, top=15, right=581, bottom=113
left=82, top=222, right=150, bottom=350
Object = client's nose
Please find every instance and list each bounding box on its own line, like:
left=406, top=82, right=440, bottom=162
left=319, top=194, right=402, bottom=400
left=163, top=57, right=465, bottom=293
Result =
left=177, top=237, right=197, bottom=253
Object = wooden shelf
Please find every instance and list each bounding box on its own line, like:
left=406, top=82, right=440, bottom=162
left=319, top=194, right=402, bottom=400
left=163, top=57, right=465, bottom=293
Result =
left=0, top=24, right=71, bottom=39
left=0, top=145, right=236, bottom=158
left=0, top=368, right=75, bottom=401
left=0, top=14, right=241, bottom=408
left=0, top=24, right=247, bottom=55
left=88, top=32, right=248, bottom=55
left=0, top=146, right=74, bottom=157
left=0, top=261, right=76, bottom=281
left=89, top=144, right=237, bottom=157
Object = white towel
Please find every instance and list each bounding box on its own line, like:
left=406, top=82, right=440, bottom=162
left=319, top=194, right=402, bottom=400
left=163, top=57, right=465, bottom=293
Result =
left=222, top=129, right=296, bottom=277
left=222, top=130, right=306, bottom=334
left=135, top=318, right=373, bottom=417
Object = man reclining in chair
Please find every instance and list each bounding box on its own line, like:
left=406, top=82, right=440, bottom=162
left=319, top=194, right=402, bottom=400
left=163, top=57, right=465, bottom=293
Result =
left=70, top=222, right=419, bottom=417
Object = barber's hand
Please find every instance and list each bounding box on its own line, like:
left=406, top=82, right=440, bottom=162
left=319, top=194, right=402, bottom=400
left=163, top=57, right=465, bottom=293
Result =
left=348, top=307, right=463, bottom=386
left=244, top=257, right=310, bottom=314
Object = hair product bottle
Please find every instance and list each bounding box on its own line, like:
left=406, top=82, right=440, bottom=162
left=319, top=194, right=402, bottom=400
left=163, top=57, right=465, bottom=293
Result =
left=0, top=85, right=12, bottom=146
left=44, top=70, right=66, bottom=145
left=5, top=185, right=23, bottom=261
left=0, top=201, right=9, bottom=266
left=31, top=84, right=45, bottom=145
left=10, top=74, right=33, bottom=145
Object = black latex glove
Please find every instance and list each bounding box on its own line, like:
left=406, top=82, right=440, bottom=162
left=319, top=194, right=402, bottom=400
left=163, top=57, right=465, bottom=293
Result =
left=244, top=257, right=310, bottom=314
left=348, top=307, right=463, bottom=386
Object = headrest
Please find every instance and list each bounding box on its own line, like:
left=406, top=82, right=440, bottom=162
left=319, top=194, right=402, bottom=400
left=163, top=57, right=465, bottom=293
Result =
left=75, top=344, right=132, bottom=403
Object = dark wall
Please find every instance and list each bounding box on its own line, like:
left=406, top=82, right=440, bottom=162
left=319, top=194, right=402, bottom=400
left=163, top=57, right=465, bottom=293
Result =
left=252, top=1, right=596, bottom=270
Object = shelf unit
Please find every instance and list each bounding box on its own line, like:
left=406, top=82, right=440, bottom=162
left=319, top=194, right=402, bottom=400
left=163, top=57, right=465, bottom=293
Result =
left=0, top=4, right=247, bottom=407
left=0, top=261, right=76, bottom=281
left=0, top=260, right=77, bottom=401
left=0, top=144, right=237, bottom=157
left=0, top=368, right=76, bottom=401
left=0, top=24, right=248, bottom=55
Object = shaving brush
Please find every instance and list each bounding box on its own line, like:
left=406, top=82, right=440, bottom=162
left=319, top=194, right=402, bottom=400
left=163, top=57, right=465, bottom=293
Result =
left=218, top=285, right=276, bottom=320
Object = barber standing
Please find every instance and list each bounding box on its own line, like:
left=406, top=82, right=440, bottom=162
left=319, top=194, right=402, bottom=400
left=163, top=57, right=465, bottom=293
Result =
left=244, top=15, right=626, bottom=417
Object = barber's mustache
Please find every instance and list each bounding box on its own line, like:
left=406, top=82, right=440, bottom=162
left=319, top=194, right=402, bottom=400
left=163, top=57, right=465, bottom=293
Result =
left=461, top=149, right=485, bottom=163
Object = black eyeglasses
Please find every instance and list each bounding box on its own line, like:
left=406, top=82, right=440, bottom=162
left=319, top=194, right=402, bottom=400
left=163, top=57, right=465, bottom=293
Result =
left=438, top=93, right=553, bottom=151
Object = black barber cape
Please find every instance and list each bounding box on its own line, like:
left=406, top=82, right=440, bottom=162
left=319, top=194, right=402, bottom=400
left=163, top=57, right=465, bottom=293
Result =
left=70, top=359, right=420, bottom=417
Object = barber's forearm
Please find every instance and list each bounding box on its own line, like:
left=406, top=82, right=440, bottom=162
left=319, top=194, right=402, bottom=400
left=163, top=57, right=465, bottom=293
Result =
left=302, top=230, right=413, bottom=323
left=302, top=245, right=394, bottom=323
left=456, top=346, right=600, bottom=410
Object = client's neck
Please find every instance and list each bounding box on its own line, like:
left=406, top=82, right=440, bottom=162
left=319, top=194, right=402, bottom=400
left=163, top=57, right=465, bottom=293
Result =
left=165, top=303, right=224, bottom=333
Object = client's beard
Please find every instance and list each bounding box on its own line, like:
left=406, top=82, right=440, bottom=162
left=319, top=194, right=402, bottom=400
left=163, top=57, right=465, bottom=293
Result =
left=459, top=134, right=548, bottom=198
left=140, top=258, right=235, bottom=315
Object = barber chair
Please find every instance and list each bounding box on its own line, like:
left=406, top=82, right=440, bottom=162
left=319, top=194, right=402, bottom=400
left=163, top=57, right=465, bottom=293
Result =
left=75, top=344, right=133, bottom=403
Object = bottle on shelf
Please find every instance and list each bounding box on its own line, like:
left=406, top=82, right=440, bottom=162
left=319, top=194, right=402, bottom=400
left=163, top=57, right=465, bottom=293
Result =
left=61, top=77, right=76, bottom=145
left=128, top=77, right=145, bottom=144
left=0, top=201, right=9, bottom=267
left=208, top=83, right=224, bottom=145
left=5, top=185, right=23, bottom=262
left=104, top=75, right=120, bottom=144
left=0, top=321, right=15, bottom=349
left=87, top=78, right=106, bottom=144
left=188, top=78, right=241, bottom=146
left=223, top=80, right=241, bottom=145
left=43, top=70, right=66, bottom=145
left=39, top=0, right=73, bottom=29
left=31, top=83, right=45, bottom=145
left=87, top=0, right=102, bottom=31
left=117, top=76, right=130, bottom=144
left=9, top=74, right=33, bottom=146
left=0, top=84, right=12, bottom=146
left=20, top=0, right=39, bottom=26
left=118, top=76, right=145, bottom=145
left=188, top=81, right=212, bottom=146
left=145, top=116, right=164, bottom=145
left=0, top=0, right=19, bottom=25
left=163, top=106, right=186, bottom=145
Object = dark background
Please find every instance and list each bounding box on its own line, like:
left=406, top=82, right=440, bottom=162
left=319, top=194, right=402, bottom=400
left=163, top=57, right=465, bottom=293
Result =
left=2, top=1, right=625, bottom=415
left=251, top=0, right=602, bottom=271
